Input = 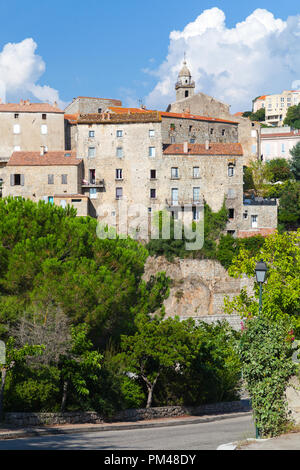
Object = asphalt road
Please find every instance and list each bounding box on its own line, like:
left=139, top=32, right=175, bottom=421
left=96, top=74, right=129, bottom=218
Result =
left=0, top=415, right=255, bottom=450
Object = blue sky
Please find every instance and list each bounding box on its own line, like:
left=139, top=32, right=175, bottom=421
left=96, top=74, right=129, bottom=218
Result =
left=0, top=0, right=299, bottom=112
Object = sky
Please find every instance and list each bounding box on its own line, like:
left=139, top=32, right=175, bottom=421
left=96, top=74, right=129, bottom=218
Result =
left=0, top=0, right=299, bottom=113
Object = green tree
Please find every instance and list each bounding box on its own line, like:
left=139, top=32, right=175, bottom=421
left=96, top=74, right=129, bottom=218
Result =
left=283, top=104, right=300, bottom=129
left=224, top=230, right=300, bottom=332
left=59, top=324, right=103, bottom=411
left=0, top=337, right=44, bottom=419
left=289, top=142, right=300, bottom=181
left=120, top=315, right=193, bottom=408
left=266, top=158, right=292, bottom=183
left=278, top=181, right=300, bottom=231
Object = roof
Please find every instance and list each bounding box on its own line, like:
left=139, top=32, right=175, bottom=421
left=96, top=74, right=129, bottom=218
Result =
left=160, top=111, right=239, bottom=125
left=0, top=100, right=63, bottom=114
left=163, top=142, right=243, bottom=156
left=108, top=106, right=153, bottom=114
left=77, top=111, right=161, bottom=124
left=7, top=151, right=81, bottom=166
left=261, top=131, right=300, bottom=139
left=76, top=97, right=122, bottom=105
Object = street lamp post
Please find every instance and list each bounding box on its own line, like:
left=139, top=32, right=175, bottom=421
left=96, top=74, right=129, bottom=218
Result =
left=255, top=260, right=268, bottom=315
left=253, top=259, right=268, bottom=439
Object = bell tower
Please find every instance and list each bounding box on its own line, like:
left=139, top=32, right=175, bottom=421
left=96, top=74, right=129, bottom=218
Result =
left=175, top=56, right=195, bottom=101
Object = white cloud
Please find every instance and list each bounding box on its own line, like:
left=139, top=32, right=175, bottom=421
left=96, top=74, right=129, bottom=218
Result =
left=144, top=8, right=300, bottom=113
left=0, top=38, right=66, bottom=108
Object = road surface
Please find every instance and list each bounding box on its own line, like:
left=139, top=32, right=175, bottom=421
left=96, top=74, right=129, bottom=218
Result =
left=0, top=414, right=255, bottom=450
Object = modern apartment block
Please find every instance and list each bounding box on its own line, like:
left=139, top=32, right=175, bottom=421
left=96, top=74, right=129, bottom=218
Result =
left=253, top=90, right=300, bottom=127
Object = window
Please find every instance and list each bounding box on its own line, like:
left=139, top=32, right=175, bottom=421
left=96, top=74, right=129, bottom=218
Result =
left=48, top=196, right=54, bottom=204
left=13, top=124, right=20, bottom=134
left=89, top=169, right=96, bottom=184
left=150, top=188, right=156, bottom=199
left=171, top=167, right=179, bottom=179
left=88, top=147, right=96, bottom=158
left=150, top=169, right=156, bottom=179
left=90, top=188, right=97, bottom=199
left=281, top=143, right=285, bottom=153
left=149, top=129, right=155, bottom=137
left=190, top=138, right=195, bottom=144
left=98, top=108, right=102, bottom=113
left=210, top=128, right=213, bottom=135
left=228, top=208, right=235, bottom=219
left=265, top=143, right=271, bottom=156
left=193, top=187, right=200, bottom=202
left=252, top=144, right=257, bottom=154
left=243, top=211, right=248, bottom=219
left=10, top=174, right=24, bottom=186
left=185, top=91, right=189, bottom=98
left=42, top=114, right=47, bottom=120
left=227, top=230, right=235, bottom=236
left=14, top=113, right=19, bottom=119
left=116, top=187, right=123, bottom=199
left=61, top=174, right=68, bottom=184
left=189, top=125, right=193, bottom=133
left=48, top=174, right=54, bottom=185
left=14, top=146, right=21, bottom=152
left=222, top=129, right=225, bottom=136
left=193, top=167, right=200, bottom=178
left=60, top=200, right=67, bottom=209
left=89, top=130, right=95, bottom=138
left=192, top=206, right=199, bottom=221
left=251, top=215, right=258, bottom=228
left=149, top=147, right=156, bottom=157
left=41, top=124, right=48, bottom=135
left=171, top=188, right=178, bottom=204
left=116, top=147, right=123, bottom=158
left=117, top=130, right=123, bottom=138
left=251, top=130, right=257, bottom=137
left=170, top=136, right=176, bottom=143
left=116, top=168, right=123, bottom=180
left=228, top=164, right=235, bottom=177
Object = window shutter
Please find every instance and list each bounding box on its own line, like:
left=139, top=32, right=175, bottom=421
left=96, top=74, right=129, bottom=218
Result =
left=10, top=174, right=14, bottom=186
left=20, top=174, right=25, bottom=186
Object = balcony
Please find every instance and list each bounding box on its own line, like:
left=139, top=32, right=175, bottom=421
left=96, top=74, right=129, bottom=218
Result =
left=166, top=197, right=204, bottom=207
left=82, top=179, right=105, bottom=188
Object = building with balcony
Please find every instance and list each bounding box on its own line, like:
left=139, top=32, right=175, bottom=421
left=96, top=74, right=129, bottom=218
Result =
left=253, top=90, right=300, bottom=127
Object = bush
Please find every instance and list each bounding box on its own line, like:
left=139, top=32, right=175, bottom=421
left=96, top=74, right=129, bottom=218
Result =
left=239, top=315, right=296, bottom=437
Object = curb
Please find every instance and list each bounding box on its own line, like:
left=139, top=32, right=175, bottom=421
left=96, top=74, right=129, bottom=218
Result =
left=0, top=411, right=253, bottom=441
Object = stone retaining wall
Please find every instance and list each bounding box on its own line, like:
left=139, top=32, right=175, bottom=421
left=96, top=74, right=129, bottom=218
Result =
left=4, top=399, right=252, bottom=427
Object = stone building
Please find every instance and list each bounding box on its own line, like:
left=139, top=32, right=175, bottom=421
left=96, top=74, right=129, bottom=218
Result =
left=0, top=100, right=65, bottom=167
left=2, top=150, right=84, bottom=207
left=168, top=60, right=261, bottom=165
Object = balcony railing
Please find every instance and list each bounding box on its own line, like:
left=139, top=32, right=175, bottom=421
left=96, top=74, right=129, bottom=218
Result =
left=166, top=197, right=204, bottom=207
left=82, top=179, right=105, bottom=188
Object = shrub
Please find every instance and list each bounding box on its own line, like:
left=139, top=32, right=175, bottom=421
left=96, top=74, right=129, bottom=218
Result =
left=239, top=315, right=296, bottom=437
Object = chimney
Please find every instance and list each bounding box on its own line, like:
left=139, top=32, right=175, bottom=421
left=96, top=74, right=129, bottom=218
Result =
left=205, top=140, right=209, bottom=151
left=183, top=141, right=188, bottom=154
left=40, top=146, right=45, bottom=156
left=53, top=101, right=57, bottom=107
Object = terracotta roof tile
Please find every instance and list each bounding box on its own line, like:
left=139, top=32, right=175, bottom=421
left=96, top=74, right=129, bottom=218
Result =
left=261, top=131, right=300, bottom=138
left=7, top=151, right=81, bottom=166
left=77, top=111, right=161, bottom=124
left=160, top=111, right=238, bottom=125
left=163, top=142, right=243, bottom=156
left=0, top=100, right=63, bottom=113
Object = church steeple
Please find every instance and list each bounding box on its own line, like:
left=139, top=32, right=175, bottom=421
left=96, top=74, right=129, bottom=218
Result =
left=175, top=56, right=195, bottom=101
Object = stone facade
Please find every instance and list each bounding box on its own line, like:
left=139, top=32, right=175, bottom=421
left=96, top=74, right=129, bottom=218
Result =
left=167, top=76, right=261, bottom=165
left=2, top=151, right=83, bottom=205
left=238, top=201, right=278, bottom=238
left=64, top=96, right=122, bottom=115
left=143, top=256, right=254, bottom=319
left=0, top=100, right=65, bottom=164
